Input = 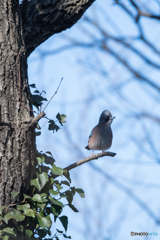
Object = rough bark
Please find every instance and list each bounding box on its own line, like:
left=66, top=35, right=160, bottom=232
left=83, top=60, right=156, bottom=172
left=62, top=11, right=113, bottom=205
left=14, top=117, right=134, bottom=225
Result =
left=21, top=0, right=95, bottom=57
left=0, top=0, right=36, bottom=205
left=0, top=0, right=95, bottom=206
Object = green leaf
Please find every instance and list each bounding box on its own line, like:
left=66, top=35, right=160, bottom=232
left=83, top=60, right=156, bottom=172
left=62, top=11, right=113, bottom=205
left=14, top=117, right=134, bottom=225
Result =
left=31, top=94, right=47, bottom=106
left=42, top=153, right=55, bottom=164
left=38, top=215, right=52, bottom=229
left=32, top=193, right=42, bottom=202
left=61, top=180, right=70, bottom=187
left=38, top=172, right=49, bottom=189
left=50, top=189, right=59, bottom=195
left=56, top=184, right=63, bottom=192
left=51, top=205, right=62, bottom=217
left=30, top=178, right=41, bottom=191
left=11, top=191, right=19, bottom=198
left=56, top=229, right=63, bottom=233
left=29, top=84, right=36, bottom=88
left=25, top=229, right=33, bottom=238
left=37, top=203, right=46, bottom=210
left=0, top=206, right=6, bottom=215
left=40, top=193, right=48, bottom=203
left=51, top=166, right=63, bottom=176
left=49, top=197, right=63, bottom=207
left=65, top=190, right=73, bottom=204
left=56, top=113, right=66, bottom=126
left=2, top=235, right=9, bottom=240
left=4, top=211, right=15, bottom=224
left=13, top=214, right=25, bottom=222
left=63, top=170, right=71, bottom=183
left=36, top=131, right=41, bottom=136
left=68, top=203, right=79, bottom=212
left=16, top=225, right=24, bottom=233
left=26, top=209, right=35, bottom=218
left=23, top=194, right=31, bottom=199
left=37, top=229, right=47, bottom=238
left=46, top=151, right=53, bottom=156
left=76, top=188, right=85, bottom=198
left=59, top=216, right=68, bottom=232
left=17, top=204, right=30, bottom=214
left=63, top=233, right=71, bottom=239
left=34, top=90, right=39, bottom=93
left=48, top=120, right=60, bottom=132
left=3, top=228, right=17, bottom=237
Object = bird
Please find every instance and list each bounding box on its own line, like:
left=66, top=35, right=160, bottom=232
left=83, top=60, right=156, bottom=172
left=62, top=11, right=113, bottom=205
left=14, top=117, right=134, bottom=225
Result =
left=85, top=110, right=115, bottom=156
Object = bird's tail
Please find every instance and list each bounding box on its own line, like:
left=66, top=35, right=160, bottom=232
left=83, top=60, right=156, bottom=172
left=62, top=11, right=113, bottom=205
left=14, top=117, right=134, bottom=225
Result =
left=85, top=145, right=90, bottom=150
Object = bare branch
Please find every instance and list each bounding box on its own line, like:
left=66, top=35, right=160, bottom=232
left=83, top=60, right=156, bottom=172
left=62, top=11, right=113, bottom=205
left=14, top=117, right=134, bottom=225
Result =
left=64, top=151, right=116, bottom=171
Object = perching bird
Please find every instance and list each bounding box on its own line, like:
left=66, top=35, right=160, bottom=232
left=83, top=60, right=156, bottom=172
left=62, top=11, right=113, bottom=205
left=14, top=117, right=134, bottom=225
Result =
left=85, top=110, right=115, bottom=155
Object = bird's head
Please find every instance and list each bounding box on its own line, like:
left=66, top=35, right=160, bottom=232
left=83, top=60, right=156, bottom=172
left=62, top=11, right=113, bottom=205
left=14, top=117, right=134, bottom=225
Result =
left=99, top=110, right=115, bottom=126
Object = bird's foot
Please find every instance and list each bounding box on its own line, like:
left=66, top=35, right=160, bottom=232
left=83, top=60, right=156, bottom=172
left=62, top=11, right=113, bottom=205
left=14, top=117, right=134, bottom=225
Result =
left=91, top=152, right=94, bottom=157
left=102, top=150, right=106, bottom=154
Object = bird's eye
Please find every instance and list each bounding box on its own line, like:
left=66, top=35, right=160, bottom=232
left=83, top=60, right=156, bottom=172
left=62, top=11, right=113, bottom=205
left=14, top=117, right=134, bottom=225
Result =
left=105, top=116, right=110, bottom=122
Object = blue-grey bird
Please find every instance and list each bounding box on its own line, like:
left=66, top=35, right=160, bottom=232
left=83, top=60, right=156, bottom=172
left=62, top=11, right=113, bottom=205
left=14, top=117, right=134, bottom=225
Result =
left=85, top=110, right=115, bottom=155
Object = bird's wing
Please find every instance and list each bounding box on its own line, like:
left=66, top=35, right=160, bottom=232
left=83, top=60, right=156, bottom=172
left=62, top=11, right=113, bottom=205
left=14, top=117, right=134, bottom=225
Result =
left=89, top=131, right=93, bottom=138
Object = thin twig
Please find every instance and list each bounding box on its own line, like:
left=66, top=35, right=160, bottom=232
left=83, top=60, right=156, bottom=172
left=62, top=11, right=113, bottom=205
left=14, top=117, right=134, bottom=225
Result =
left=64, top=151, right=116, bottom=171
left=42, top=78, right=63, bottom=112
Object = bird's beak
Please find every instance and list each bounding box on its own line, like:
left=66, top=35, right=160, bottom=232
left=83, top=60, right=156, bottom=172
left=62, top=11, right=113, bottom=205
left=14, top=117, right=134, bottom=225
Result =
left=111, top=116, right=115, bottom=120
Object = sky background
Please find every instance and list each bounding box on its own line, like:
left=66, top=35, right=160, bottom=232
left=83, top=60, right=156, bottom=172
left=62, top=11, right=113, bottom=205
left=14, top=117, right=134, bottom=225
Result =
left=27, top=0, right=160, bottom=239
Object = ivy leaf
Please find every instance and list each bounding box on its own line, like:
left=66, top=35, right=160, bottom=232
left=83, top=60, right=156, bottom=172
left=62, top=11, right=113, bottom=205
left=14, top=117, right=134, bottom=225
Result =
left=45, top=151, right=53, bottom=156
left=43, top=153, right=55, bottom=164
left=64, top=190, right=73, bottom=204
left=63, top=233, right=71, bottom=239
left=37, top=229, right=47, bottom=238
left=16, top=225, right=24, bottom=233
left=55, top=183, right=63, bottom=192
left=63, top=170, right=71, bottom=183
left=68, top=203, right=79, bottom=212
left=59, top=216, right=68, bottom=232
left=34, top=90, right=39, bottom=93
left=38, top=172, right=49, bottom=189
left=4, top=210, right=25, bottom=223
left=30, top=178, right=41, bottom=191
left=0, top=206, right=6, bottom=215
left=2, top=228, right=17, bottom=237
left=56, top=113, right=66, bottom=126
left=48, top=120, right=60, bottom=132
left=26, top=209, right=35, bottom=218
left=76, top=188, right=85, bottom=198
left=36, top=155, right=45, bottom=165
left=38, top=215, right=52, bottom=229
left=56, top=229, right=63, bottom=233
left=25, top=229, right=33, bottom=238
left=32, top=194, right=42, bottom=203
left=23, top=194, right=31, bottom=199
left=31, top=94, right=47, bottom=106
left=13, top=214, right=25, bottom=222
left=49, top=197, right=63, bottom=207
left=51, top=166, right=63, bottom=176
left=17, top=204, right=30, bottom=214
left=29, top=84, right=36, bottom=88
left=61, top=180, right=70, bottom=187
left=11, top=191, right=19, bottom=198
left=50, top=189, right=59, bottom=195
left=36, top=131, right=41, bottom=136
left=37, top=203, right=46, bottom=210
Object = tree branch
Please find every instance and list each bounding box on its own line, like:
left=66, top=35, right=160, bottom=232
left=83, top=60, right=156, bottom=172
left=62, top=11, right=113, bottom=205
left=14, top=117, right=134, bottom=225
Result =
left=21, top=0, right=95, bottom=57
left=63, top=151, right=116, bottom=171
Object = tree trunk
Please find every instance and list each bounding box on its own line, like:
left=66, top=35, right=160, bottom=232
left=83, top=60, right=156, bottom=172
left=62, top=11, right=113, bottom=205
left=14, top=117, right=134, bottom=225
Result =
left=0, top=0, right=95, bottom=206
left=0, top=0, right=36, bottom=206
